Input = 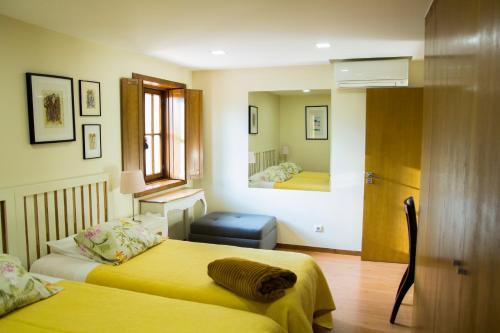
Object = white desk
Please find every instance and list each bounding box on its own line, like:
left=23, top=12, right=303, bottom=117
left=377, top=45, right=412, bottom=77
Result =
left=139, top=188, right=207, bottom=239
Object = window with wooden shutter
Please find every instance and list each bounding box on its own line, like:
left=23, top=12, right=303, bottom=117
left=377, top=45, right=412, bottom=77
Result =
left=186, top=89, right=203, bottom=179
left=120, top=73, right=203, bottom=196
left=120, top=78, right=144, bottom=172
left=143, top=88, right=165, bottom=182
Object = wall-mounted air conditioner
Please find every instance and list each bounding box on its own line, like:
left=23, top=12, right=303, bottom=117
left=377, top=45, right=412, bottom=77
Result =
left=334, top=57, right=410, bottom=88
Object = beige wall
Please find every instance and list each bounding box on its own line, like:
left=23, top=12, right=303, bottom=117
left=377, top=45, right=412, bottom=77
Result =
left=193, top=61, right=424, bottom=250
left=248, top=92, right=280, bottom=156
left=0, top=15, right=192, bottom=219
left=192, top=65, right=363, bottom=250
left=279, top=94, right=331, bottom=172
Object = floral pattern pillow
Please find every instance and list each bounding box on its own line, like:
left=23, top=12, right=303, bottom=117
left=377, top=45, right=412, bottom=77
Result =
left=74, top=221, right=164, bottom=265
left=279, top=162, right=303, bottom=174
left=0, top=254, right=63, bottom=317
left=264, top=165, right=291, bottom=183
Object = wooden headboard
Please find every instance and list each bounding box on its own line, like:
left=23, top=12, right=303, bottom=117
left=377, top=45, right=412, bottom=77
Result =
left=249, top=149, right=277, bottom=177
left=0, top=173, right=110, bottom=268
left=0, top=189, right=15, bottom=256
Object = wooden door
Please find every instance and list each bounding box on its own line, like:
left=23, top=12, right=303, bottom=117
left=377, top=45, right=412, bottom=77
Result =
left=362, top=88, right=423, bottom=263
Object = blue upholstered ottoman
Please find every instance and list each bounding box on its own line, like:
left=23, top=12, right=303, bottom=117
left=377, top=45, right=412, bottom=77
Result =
left=188, top=212, right=277, bottom=249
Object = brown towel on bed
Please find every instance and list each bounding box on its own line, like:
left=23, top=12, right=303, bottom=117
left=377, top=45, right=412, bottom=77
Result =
left=207, top=257, right=297, bottom=302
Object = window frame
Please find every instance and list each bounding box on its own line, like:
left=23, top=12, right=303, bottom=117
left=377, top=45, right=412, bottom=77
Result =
left=133, top=73, right=187, bottom=194
left=143, top=87, right=166, bottom=183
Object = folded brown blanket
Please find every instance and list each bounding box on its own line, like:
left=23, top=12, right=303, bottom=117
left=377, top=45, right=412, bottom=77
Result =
left=207, top=257, right=297, bottom=302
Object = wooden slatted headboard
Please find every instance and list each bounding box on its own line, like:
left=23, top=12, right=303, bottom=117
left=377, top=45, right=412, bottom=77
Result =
left=0, top=201, right=6, bottom=253
left=1, top=173, right=110, bottom=268
left=0, top=189, right=15, bottom=256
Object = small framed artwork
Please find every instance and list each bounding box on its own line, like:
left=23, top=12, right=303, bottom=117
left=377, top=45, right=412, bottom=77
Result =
left=305, top=105, right=328, bottom=140
left=82, top=124, right=102, bottom=159
left=26, top=73, right=76, bottom=144
left=249, top=105, right=258, bottom=134
left=79, top=80, right=101, bottom=116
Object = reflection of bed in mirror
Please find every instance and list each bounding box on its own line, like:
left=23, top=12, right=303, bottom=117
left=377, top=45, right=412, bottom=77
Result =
left=248, top=149, right=330, bottom=192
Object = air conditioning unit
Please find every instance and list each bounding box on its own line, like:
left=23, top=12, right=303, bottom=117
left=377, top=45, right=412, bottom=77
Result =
left=334, top=57, right=410, bottom=88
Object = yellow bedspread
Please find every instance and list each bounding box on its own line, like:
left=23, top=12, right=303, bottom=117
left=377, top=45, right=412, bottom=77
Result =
left=0, top=280, right=285, bottom=333
left=87, top=240, right=335, bottom=333
left=274, top=171, right=330, bottom=192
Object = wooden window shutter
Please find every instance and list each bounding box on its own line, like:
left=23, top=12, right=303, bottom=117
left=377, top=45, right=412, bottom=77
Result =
left=167, top=89, right=186, bottom=180
left=186, top=89, right=203, bottom=179
left=120, top=78, right=144, bottom=171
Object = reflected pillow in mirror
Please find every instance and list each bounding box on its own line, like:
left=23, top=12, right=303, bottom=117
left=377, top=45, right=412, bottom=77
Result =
left=249, top=171, right=267, bottom=182
left=279, top=162, right=303, bottom=174
left=264, top=166, right=290, bottom=183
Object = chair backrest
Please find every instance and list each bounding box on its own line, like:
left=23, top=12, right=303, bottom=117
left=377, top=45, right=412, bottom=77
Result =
left=404, top=197, right=418, bottom=267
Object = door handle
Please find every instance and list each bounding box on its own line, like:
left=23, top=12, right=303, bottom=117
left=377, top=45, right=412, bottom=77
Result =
left=366, top=172, right=381, bottom=184
left=453, top=259, right=468, bottom=276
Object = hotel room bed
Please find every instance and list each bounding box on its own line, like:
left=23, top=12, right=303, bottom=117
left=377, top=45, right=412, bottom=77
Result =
left=250, top=171, right=330, bottom=192
left=0, top=274, right=285, bottom=333
left=31, top=239, right=335, bottom=333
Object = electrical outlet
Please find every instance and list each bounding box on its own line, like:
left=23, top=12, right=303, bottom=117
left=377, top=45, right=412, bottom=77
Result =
left=314, top=224, right=324, bottom=233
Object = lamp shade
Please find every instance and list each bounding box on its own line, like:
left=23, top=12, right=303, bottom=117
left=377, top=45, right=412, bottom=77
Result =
left=120, top=170, right=146, bottom=194
left=248, top=151, right=256, bottom=164
left=281, top=145, right=289, bottom=155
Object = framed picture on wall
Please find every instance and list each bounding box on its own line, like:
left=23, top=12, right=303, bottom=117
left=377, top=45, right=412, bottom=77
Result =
left=79, top=80, right=101, bottom=116
left=305, top=105, right=328, bottom=140
left=82, top=124, right=102, bottom=159
left=26, top=73, right=76, bottom=144
left=249, top=105, right=258, bottom=134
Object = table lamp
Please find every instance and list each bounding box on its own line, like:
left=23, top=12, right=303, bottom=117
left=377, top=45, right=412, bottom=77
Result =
left=120, top=170, right=146, bottom=221
left=248, top=151, right=256, bottom=164
left=280, top=145, right=289, bottom=162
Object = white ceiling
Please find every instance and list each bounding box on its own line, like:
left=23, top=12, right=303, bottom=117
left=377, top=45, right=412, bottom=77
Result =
left=269, top=90, right=331, bottom=96
left=0, top=0, right=432, bottom=70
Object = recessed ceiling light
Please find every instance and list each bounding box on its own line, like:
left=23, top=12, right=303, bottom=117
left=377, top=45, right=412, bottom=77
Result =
left=315, top=42, right=331, bottom=49
left=303, top=89, right=311, bottom=93
left=211, top=50, right=226, bottom=55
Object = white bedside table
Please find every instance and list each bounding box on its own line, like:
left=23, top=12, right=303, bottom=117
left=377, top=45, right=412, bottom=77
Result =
left=119, top=214, right=168, bottom=237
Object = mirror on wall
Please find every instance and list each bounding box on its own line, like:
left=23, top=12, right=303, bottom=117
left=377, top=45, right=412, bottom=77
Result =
left=248, top=90, right=331, bottom=192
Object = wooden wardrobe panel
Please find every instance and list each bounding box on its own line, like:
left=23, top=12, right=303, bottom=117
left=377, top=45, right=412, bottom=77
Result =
left=413, top=3, right=439, bottom=331
left=415, top=0, right=500, bottom=332
left=431, top=0, right=478, bottom=331
left=186, top=89, right=203, bottom=180
left=465, top=0, right=500, bottom=331
left=120, top=78, right=144, bottom=171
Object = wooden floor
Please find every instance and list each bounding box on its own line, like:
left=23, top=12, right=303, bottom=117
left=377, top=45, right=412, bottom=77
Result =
left=298, top=251, right=414, bottom=333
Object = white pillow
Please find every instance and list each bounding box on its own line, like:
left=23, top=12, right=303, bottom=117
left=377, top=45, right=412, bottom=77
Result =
left=249, top=171, right=268, bottom=182
left=46, top=236, right=93, bottom=262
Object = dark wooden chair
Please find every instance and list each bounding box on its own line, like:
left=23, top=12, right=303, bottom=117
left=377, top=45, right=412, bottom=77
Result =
left=390, top=196, right=418, bottom=324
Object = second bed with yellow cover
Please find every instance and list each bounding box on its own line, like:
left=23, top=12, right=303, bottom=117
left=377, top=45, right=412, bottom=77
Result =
left=273, top=171, right=330, bottom=192
left=86, top=240, right=335, bottom=333
left=0, top=280, right=285, bottom=333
